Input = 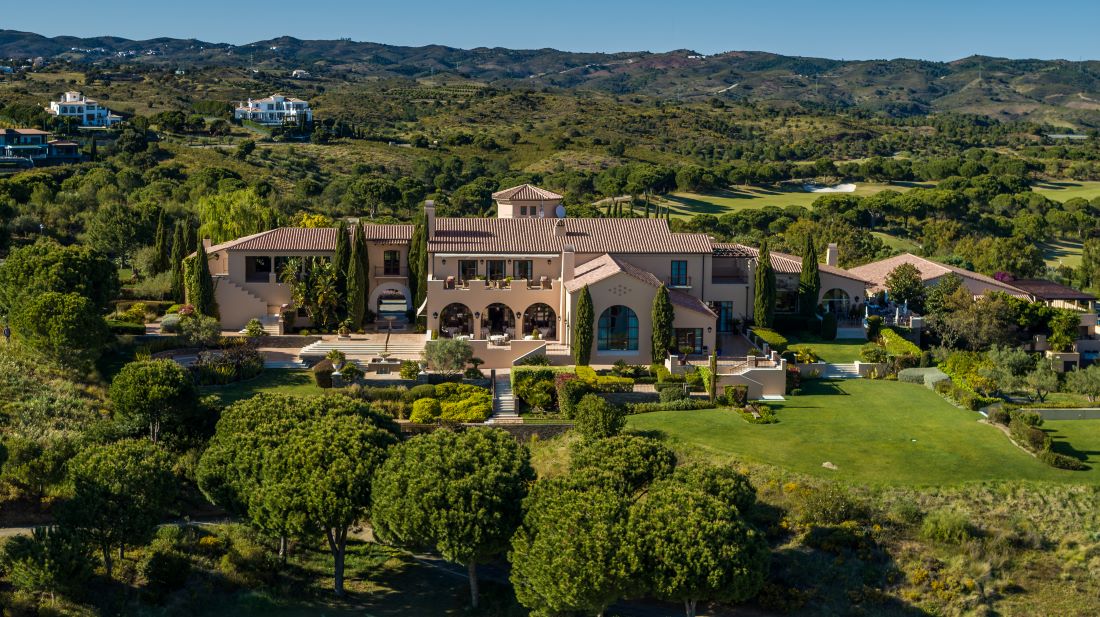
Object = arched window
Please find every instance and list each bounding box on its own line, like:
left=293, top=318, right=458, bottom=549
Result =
left=523, top=303, right=556, bottom=339
left=821, top=288, right=851, bottom=315
left=598, top=305, right=638, bottom=351
left=439, top=303, right=473, bottom=338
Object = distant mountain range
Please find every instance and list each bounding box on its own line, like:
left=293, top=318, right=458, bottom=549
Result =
left=5, top=29, right=1100, bottom=125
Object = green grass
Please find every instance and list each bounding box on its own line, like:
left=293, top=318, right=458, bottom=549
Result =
left=1032, top=180, right=1100, bottom=203
left=660, top=182, right=926, bottom=218
left=789, top=336, right=867, bottom=363
left=872, top=231, right=921, bottom=253
left=201, top=369, right=322, bottom=405
left=1040, top=238, right=1084, bottom=268
left=1044, top=419, right=1100, bottom=464
left=627, top=379, right=1100, bottom=486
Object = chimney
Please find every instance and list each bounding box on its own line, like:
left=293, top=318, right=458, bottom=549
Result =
left=825, top=243, right=838, bottom=267
left=202, top=237, right=211, bottom=251
left=561, top=244, right=575, bottom=282
left=424, top=200, right=435, bottom=239
left=554, top=218, right=566, bottom=237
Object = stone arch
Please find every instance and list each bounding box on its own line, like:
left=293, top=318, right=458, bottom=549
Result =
left=439, top=303, right=473, bottom=338
left=523, top=302, right=557, bottom=339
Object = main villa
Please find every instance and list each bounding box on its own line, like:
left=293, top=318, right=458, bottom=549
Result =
left=198, top=184, right=870, bottom=368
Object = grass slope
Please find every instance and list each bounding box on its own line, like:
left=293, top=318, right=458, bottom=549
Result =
left=628, top=379, right=1099, bottom=486
left=201, top=369, right=321, bottom=405
left=1032, top=180, right=1100, bottom=202
left=660, top=182, right=925, bottom=218
left=1040, top=238, right=1084, bottom=268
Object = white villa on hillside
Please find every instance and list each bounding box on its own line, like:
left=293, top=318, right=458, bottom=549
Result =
left=234, top=94, right=313, bottom=125
left=47, top=91, right=122, bottom=127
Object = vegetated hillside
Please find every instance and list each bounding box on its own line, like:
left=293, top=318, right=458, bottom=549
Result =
left=5, top=30, right=1100, bottom=125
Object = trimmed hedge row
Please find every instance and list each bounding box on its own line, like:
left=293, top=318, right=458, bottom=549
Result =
left=751, top=327, right=788, bottom=353
left=898, top=367, right=950, bottom=389
left=881, top=328, right=920, bottom=357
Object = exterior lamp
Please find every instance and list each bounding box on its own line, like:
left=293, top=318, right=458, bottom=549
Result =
left=707, top=326, right=713, bottom=333
left=432, top=312, right=439, bottom=318
left=441, top=259, right=446, bottom=264
left=474, top=311, right=481, bottom=319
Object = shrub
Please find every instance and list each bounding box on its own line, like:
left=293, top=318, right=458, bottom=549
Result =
left=653, top=364, right=672, bottom=383
left=986, top=407, right=1011, bottom=425
left=243, top=318, right=265, bottom=338
left=573, top=394, right=626, bottom=440
left=785, top=365, right=801, bottom=394
left=399, top=360, right=420, bottom=380
left=739, top=403, right=778, bottom=424
left=514, top=353, right=551, bottom=366
left=191, top=345, right=264, bottom=385
left=724, top=384, right=749, bottom=407
left=575, top=366, right=598, bottom=381
left=556, top=375, right=591, bottom=419
left=1039, top=449, right=1088, bottom=470
left=919, top=350, right=933, bottom=368
left=794, top=483, right=868, bottom=526
left=410, top=398, right=442, bottom=423
left=403, top=383, right=436, bottom=402
left=659, top=385, right=690, bottom=403
left=629, top=398, right=712, bottom=413
left=820, top=312, right=837, bottom=341
left=865, top=315, right=883, bottom=341
left=860, top=343, right=888, bottom=363
left=751, top=327, right=788, bottom=353
left=312, top=358, right=334, bottom=388
left=107, top=319, right=147, bottom=335
left=160, top=313, right=182, bottom=333
left=1009, top=414, right=1050, bottom=453
left=339, top=363, right=364, bottom=384
left=139, top=546, right=191, bottom=596
left=512, top=367, right=560, bottom=408
left=920, top=510, right=976, bottom=545
left=117, top=302, right=149, bottom=324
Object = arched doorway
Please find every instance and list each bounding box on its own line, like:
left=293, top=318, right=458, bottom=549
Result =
left=597, top=305, right=638, bottom=351
left=439, top=303, right=473, bottom=338
left=523, top=303, right=557, bottom=339
left=376, top=289, right=407, bottom=321
left=482, top=303, right=516, bottom=337
left=821, top=288, right=851, bottom=315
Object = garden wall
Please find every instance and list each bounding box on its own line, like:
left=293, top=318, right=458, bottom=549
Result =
left=1031, top=408, right=1100, bottom=420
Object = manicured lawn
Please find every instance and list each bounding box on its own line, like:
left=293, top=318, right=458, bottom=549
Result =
left=627, top=379, right=1099, bottom=485
left=201, top=369, right=322, bottom=405
left=660, top=182, right=925, bottom=218
left=789, top=336, right=866, bottom=363
left=1032, top=180, right=1100, bottom=203
left=1040, top=238, right=1084, bottom=268
left=1044, top=419, right=1100, bottom=464
left=872, top=231, right=921, bottom=253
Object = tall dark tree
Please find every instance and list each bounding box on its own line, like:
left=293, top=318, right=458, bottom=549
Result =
left=574, top=285, right=594, bottom=366
left=408, top=213, right=428, bottom=313
left=346, top=224, right=368, bottom=328
left=753, top=240, right=776, bottom=328
left=152, top=209, right=170, bottom=274
left=332, top=220, right=351, bottom=313
left=169, top=221, right=187, bottom=303
left=651, top=284, right=675, bottom=362
left=187, top=240, right=218, bottom=318
left=798, top=236, right=820, bottom=320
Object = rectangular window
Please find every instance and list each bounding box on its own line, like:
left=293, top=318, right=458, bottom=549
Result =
left=519, top=206, right=527, bottom=216
left=246, top=256, right=272, bottom=283
left=383, top=250, right=400, bottom=276
left=487, top=259, right=506, bottom=281
left=715, top=301, right=734, bottom=332
left=670, top=260, right=689, bottom=287
left=459, top=260, right=478, bottom=282
left=775, top=275, right=799, bottom=314
left=513, top=260, right=533, bottom=280
left=675, top=328, right=704, bottom=354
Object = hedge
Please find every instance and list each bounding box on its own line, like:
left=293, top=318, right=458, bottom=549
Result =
left=107, top=319, right=147, bottom=335
left=898, top=367, right=950, bottom=389
left=628, top=398, right=712, bottom=414
left=576, top=364, right=633, bottom=392
left=751, top=327, right=788, bottom=353
left=881, top=328, right=920, bottom=357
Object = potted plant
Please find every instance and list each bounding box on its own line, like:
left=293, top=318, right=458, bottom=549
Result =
left=337, top=318, right=353, bottom=339
left=678, top=345, right=694, bottom=365
left=326, top=348, right=347, bottom=371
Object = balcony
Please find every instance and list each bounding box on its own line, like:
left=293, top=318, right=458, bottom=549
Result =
left=666, top=275, right=692, bottom=289
left=711, top=274, right=748, bottom=285
left=375, top=266, right=408, bottom=278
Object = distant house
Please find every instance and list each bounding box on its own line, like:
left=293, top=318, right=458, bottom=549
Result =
left=0, top=128, right=82, bottom=165
left=847, top=253, right=1030, bottom=299
left=291, top=69, right=311, bottom=79
left=233, top=94, right=313, bottom=125
left=47, top=91, right=122, bottom=127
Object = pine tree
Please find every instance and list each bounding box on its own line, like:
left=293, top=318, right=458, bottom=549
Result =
left=152, top=210, right=170, bottom=274
left=753, top=240, right=776, bottom=328
left=651, top=284, right=675, bottom=362
left=798, top=236, right=820, bottom=320
left=574, top=286, right=594, bottom=366
left=347, top=224, right=368, bottom=328
left=333, top=220, right=351, bottom=314
left=169, top=221, right=186, bottom=302
left=188, top=239, right=218, bottom=318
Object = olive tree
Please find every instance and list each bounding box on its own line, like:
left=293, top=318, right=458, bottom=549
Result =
left=371, top=428, right=535, bottom=608
left=422, top=338, right=473, bottom=376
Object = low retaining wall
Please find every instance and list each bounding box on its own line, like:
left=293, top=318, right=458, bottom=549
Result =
left=253, top=335, right=323, bottom=348
left=399, top=422, right=572, bottom=441
left=1030, top=408, right=1100, bottom=420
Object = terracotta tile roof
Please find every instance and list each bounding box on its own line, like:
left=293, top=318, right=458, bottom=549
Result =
left=564, top=254, right=715, bottom=317
left=846, top=253, right=1028, bottom=296
left=491, top=184, right=563, bottom=201
left=726, top=243, right=869, bottom=284
left=429, top=217, right=711, bottom=254
left=206, top=224, right=412, bottom=253
left=1007, top=279, right=1096, bottom=302
left=3, top=128, right=49, bottom=135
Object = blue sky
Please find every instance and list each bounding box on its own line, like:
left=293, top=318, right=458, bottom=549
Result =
left=6, top=0, right=1100, bottom=61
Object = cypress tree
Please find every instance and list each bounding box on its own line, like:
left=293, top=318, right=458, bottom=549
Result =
left=651, top=284, right=675, bottom=362
left=409, top=214, right=427, bottom=311
left=333, top=220, right=350, bottom=304
left=573, top=285, right=594, bottom=366
left=347, top=224, right=368, bottom=328
left=169, top=221, right=186, bottom=302
left=798, top=236, right=820, bottom=320
left=753, top=239, right=776, bottom=328
left=152, top=210, right=170, bottom=274
left=188, top=239, right=218, bottom=318
left=604, top=202, right=612, bottom=217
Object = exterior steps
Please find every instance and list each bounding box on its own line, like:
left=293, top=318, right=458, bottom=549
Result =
left=487, top=374, right=521, bottom=425
left=299, top=340, right=425, bottom=361
left=822, top=363, right=861, bottom=379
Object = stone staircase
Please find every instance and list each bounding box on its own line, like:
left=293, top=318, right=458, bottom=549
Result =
left=265, top=358, right=309, bottom=369
left=298, top=339, right=425, bottom=362
left=487, top=374, right=521, bottom=425
left=822, top=363, right=861, bottom=379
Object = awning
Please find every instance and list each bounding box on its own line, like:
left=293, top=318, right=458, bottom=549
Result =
left=416, top=298, right=428, bottom=318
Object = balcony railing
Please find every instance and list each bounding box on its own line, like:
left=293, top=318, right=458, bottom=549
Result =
left=375, top=266, right=408, bottom=277
left=435, top=277, right=554, bottom=291
left=666, top=276, right=692, bottom=288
